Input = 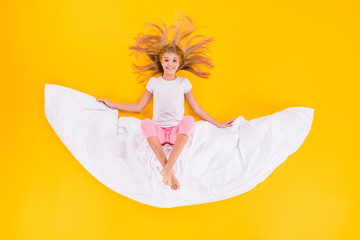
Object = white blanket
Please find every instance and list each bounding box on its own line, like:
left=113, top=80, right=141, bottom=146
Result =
left=44, top=84, right=314, bottom=208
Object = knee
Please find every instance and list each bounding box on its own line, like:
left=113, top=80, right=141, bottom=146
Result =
left=183, top=115, right=195, bottom=127
left=141, top=118, right=157, bottom=138
left=179, top=115, right=195, bottom=135
left=141, top=118, right=154, bottom=130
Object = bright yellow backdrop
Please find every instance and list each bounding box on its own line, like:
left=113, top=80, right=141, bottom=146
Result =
left=1, top=0, right=359, bottom=239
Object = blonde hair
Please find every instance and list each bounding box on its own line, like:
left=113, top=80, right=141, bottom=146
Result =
left=128, top=12, right=214, bottom=83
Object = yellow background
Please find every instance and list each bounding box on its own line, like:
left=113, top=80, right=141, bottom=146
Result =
left=1, top=0, right=359, bottom=239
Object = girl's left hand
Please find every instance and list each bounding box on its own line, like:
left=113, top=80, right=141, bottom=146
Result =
left=216, top=118, right=236, bottom=128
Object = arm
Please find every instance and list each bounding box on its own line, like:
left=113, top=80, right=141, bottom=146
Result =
left=115, top=89, right=152, bottom=112
left=109, top=89, right=152, bottom=112
left=113, top=102, right=140, bottom=112
left=137, top=89, right=153, bottom=112
left=185, top=91, right=219, bottom=127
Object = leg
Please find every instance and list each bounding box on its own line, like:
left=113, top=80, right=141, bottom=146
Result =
left=145, top=135, right=168, bottom=168
left=160, top=116, right=195, bottom=186
left=160, top=134, right=188, bottom=188
left=141, top=119, right=167, bottom=168
left=141, top=119, right=180, bottom=190
left=162, top=134, right=189, bottom=172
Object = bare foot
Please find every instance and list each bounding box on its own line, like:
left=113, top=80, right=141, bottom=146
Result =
left=160, top=168, right=172, bottom=186
left=160, top=169, right=180, bottom=190
left=170, top=171, right=180, bottom=190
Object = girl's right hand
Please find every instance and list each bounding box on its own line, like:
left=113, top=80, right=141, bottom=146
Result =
left=96, top=98, right=115, bottom=109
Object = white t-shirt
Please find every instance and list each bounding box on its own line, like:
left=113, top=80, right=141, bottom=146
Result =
left=146, top=75, right=192, bottom=128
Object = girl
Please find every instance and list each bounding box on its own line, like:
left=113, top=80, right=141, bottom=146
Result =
left=97, top=13, right=236, bottom=190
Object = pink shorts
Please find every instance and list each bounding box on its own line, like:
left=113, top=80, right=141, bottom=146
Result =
left=141, top=115, right=195, bottom=146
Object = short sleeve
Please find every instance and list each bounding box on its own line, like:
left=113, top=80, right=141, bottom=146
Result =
left=146, top=77, right=155, bottom=94
left=184, top=78, right=192, bottom=94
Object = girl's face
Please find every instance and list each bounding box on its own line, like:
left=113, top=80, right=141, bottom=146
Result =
left=160, top=52, right=180, bottom=75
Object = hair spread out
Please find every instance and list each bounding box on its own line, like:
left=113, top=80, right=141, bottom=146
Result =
left=128, top=11, right=214, bottom=84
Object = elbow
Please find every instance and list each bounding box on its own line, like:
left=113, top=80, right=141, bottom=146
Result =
left=194, top=106, right=201, bottom=115
left=137, top=104, right=143, bottom=113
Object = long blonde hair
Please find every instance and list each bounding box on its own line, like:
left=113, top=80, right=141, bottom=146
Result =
left=128, top=12, right=214, bottom=83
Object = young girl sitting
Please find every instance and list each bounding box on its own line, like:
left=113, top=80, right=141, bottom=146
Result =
left=97, top=13, right=236, bottom=190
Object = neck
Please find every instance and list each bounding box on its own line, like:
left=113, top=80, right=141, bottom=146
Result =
left=162, top=73, right=177, bottom=80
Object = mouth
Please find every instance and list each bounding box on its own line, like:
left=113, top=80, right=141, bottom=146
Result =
left=166, top=67, right=175, bottom=70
